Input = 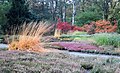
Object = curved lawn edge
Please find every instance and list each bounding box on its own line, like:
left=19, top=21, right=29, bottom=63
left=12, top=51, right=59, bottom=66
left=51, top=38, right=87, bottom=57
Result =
left=66, top=51, right=120, bottom=59
left=68, top=50, right=120, bottom=56
left=48, top=42, right=120, bottom=57
left=49, top=47, right=120, bottom=57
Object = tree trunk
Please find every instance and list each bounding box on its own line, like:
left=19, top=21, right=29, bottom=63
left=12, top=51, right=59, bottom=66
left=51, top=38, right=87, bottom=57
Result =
left=72, top=1, right=76, bottom=25
left=103, top=0, right=109, bottom=20
left=78, top=0, right=81, bottom=11
left=62, top=0, right=66, bottom=22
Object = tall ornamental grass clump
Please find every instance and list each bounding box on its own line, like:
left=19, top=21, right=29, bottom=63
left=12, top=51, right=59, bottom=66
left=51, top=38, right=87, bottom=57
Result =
left=9, top=21, right=52, bottom=52
left=93, top=33, right=120, bottom=47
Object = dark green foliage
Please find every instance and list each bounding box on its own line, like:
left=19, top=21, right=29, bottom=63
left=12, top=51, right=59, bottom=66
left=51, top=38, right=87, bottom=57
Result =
left=30, top=1, right=52, bottom=21
left=0, top=1, right=11, bottom=34
left=117, top=19, right=120, bottom=33
left=81, top=63, right=93, bottom=70
left=75, top=11, right=101, bottom=26
left=5, top=0, right=34, bottom=34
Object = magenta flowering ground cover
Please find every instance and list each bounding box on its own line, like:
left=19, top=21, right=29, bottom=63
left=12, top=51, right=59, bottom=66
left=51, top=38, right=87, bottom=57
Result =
left=51, top=42, right=102, bottom=51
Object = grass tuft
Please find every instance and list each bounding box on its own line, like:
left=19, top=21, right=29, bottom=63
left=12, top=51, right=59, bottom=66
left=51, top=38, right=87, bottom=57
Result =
left=9, top=21, right=51, bottom=52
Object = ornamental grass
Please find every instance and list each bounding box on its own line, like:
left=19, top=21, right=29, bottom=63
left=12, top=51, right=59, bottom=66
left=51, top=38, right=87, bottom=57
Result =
left=9, top=21, right=52, bottom=52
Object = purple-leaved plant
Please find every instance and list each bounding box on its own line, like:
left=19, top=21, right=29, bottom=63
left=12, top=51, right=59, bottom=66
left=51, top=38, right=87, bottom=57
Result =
left=51, top=42, right=101, bottom=51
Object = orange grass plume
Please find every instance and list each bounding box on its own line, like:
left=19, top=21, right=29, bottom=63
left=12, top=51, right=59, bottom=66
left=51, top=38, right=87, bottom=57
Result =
left=9, top=21, right=52, bottom=52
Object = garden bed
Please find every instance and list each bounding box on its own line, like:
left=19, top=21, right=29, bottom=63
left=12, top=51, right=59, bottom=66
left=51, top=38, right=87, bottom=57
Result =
left=48, top=41, right=120, bottom=56
left=0, top=50, right=120, bottom=73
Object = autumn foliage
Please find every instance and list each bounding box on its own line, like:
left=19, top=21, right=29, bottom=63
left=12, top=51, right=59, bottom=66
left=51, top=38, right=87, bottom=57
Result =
left=82, top=20, right=117, bottom=33
left=9, top=22, right=51, bottom=52
left=56, top=19, right=117, bottom=35
left=56, top=19, right=83, bottom=32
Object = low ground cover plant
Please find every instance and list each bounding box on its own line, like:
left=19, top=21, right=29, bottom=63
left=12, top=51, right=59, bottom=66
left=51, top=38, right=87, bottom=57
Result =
left=71, top=31, right=87, bottom=35
left=0, top=51, right=120, bottom=73
left=93, top=33, right=120, bottom=48
left=52, top=32, right=120, bottom=55
left=58, top=31, right=93, bottom=42
left=51, top=42, right=101, bottom=51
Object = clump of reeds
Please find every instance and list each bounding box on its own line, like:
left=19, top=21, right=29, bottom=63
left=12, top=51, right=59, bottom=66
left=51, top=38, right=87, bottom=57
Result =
left=9, top=21, right=51, bottom=52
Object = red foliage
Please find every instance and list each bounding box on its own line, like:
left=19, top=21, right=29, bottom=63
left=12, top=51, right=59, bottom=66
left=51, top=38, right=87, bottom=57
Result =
left=56, top=19, right=117, bottom=33
left=56, top=20, right=72, bottom=31
left=57, top=22, right=71, bottom=31
left=82, top=20, right=117, bottom=33
left=72, top=26, right=83, bottom=31
left=56, top=19, right=83, bottom=32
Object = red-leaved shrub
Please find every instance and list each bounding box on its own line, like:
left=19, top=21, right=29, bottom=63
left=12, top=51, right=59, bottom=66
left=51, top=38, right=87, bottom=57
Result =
left=72, top=26, right=83, bottom=31
left=57, top=22, right=72, bottom=32
left=56, top=19, right=83, bottom=32
left=56, top=19, right=117, bottom=34
left=82, top=20, right=117, bottom=33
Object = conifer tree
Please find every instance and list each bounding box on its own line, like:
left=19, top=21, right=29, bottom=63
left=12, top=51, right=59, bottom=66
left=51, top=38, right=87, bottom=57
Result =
left=6, top=0, right=33, bottom=33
